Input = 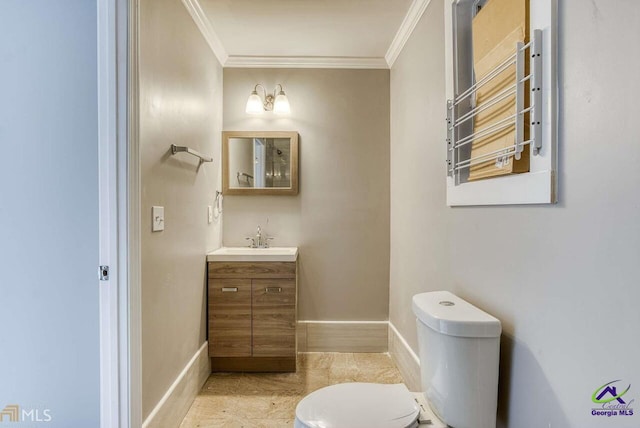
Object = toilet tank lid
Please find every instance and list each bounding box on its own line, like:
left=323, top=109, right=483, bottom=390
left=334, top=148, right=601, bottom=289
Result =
left=412, top=291, right=502, bottom=338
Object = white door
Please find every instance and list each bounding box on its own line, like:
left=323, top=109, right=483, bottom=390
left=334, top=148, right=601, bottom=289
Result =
left=0, top=1, right=102, bottom=426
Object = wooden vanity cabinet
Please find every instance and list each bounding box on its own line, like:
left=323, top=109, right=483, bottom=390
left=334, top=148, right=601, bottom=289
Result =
left=208, top=261, right=297, bottom=372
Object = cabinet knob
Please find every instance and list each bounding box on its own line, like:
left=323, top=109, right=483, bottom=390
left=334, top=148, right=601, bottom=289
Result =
left=265, top=287, right=282, bottom=293
left=221, top=287, right=238, bottom=292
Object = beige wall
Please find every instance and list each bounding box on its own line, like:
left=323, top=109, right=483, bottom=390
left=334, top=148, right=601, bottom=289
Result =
left=140, top=0, right=223, bottom=418
left=223, top=68, right=390, bottom=321
left=390, top=1, right=640, bottom=427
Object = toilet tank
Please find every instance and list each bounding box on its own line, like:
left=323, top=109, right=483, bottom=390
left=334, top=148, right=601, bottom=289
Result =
left=412, top=291, right=501, bottom=428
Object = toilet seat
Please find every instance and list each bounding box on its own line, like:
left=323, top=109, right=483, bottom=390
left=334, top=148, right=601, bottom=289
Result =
left=294, top=383, right=420, bottom=428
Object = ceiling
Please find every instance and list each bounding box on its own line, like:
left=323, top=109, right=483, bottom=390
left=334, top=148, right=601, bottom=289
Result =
left=195, top=0, right=421, bottom=68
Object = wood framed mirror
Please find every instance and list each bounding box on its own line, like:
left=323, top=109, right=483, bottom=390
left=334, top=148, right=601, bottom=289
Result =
left=222, top=131, right=299, bottom=195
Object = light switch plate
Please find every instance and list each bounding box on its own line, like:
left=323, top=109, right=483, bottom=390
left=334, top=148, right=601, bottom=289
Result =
left=207, top=205, right=213, bottom=224
left=152, top=206, right=164, bottom=232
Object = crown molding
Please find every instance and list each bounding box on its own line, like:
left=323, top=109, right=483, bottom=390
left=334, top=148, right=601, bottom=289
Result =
left=385, top=0, right=432, bottom=68
left=183, top=0, right=426, bottom=70
left=181, top=0, right=228, bottom=65
left=224, top=56, right=389, bottom=69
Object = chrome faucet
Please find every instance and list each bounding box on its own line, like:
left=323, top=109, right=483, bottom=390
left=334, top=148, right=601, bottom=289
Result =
left=246, top=225, right=274, bottom=248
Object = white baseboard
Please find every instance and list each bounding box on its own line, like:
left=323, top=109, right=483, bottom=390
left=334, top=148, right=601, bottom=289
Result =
left=388, top=322, right=421, bottom=391
left=297, top=321, right=388, bottom=353
left=142, top=342, right=210, bottom=428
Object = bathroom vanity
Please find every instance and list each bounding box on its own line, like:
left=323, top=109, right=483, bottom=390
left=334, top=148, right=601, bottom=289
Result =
left=206, top=247, right=298, bottom=372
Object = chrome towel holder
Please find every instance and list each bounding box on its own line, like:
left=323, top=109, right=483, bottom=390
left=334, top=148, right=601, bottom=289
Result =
left=170, top=144, right=213, bottom=163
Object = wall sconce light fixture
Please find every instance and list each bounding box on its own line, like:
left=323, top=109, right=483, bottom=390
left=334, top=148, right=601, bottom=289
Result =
left=245, top=83, right=291, bottom=115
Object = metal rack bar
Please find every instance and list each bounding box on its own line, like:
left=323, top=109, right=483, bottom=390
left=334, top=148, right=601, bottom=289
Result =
left=452, top=148, right=515, bottom=173
left=451, top=105, right=533, bottom=152
left=453, top=83, right=517, bottom=129
left=452, top=40, right=532, bottom=107
left=514, top=41, right=525, bottom=160
left=450, top=140, right=533, bottom=173
left=446, top=100, right=454, bottom=177
left=530, top=29, right=543, bottom=155
left=454, top=52, right=516, bottom=106
left=451, top=112, right=518, bottom=150
left=170, top=144, right=213, bottom=163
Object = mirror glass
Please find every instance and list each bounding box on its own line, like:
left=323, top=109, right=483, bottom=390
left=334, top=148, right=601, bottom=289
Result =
left=223, top=131, right=298, bottom=195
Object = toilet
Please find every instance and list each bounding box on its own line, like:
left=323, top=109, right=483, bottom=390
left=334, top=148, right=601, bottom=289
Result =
left=294, top=291, right=502, bottom=428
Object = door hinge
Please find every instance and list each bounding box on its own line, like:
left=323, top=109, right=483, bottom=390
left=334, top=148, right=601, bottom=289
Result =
left=99, top=265, right=110, bottom=281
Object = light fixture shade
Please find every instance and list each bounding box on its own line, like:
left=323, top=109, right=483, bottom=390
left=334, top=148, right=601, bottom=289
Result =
left=245, top=92, right=264, bottom=114
left=273, top=92, right=291, bottom=115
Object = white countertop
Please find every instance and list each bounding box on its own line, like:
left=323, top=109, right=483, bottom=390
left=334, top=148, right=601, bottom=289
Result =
left=207, top=247, right=298, bottom=262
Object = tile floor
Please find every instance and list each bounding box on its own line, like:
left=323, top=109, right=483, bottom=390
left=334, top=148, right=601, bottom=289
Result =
left=181, top=352, right=404, bottom=427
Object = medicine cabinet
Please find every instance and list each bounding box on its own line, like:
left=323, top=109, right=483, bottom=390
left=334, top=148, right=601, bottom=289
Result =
left=222, top=131, right=299, bottom=196
left=445, top=0, right=557, bottom=206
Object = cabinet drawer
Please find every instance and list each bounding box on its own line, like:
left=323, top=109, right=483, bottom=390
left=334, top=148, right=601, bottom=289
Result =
left=209, top=262, right=296, bottom=279
left=208, top=278, right=251, bottom=357
left=252, top=278, right=296, bottom=357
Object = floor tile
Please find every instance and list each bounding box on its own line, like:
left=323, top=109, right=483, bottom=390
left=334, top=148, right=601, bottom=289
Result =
left=181, top=352, right=403, bottom=427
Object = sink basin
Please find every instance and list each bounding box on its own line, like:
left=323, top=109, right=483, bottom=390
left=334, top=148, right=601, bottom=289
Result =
left=207, top=247, right=298, bottom=262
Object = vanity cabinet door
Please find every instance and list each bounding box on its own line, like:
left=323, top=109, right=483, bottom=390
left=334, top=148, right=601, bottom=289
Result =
left=209, top=278, right=252, bottom=357
left=251, top=278, right=296, bottom=357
